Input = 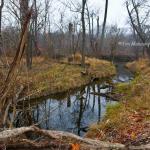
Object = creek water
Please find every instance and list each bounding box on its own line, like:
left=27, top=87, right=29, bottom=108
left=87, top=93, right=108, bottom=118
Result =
left=15, top=63, right=133, bottom=136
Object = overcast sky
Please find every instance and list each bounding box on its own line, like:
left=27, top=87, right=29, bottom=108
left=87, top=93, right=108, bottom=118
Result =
left=3, top=0, right=129, bottom=30
left=90, top=0, right=128, bottom=28
left=51, top=0, right=129, bottom=30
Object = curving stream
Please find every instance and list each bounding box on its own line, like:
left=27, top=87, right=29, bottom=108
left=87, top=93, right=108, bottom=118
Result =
left=15, top=63, right=133, bottom=136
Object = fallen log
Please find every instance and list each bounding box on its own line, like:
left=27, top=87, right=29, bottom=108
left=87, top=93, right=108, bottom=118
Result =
left=0, top=126, right=125, bottom=149
left=129, top=144, right=150, bottom=150
left=0, top=126, right=149, bottom=149
left=99, top=84, right=113, bottom=90
left=90, top=92, right=119, bottom=101
left=6, top=140, right=71, bottom=150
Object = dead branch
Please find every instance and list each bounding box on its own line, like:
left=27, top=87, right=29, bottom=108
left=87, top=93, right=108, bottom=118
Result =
left=0, top=126, right=125, bottom=149
left=0, top=8, right=32, bottom=102
left=6, top=141, right=71, bottom=150
left=0, top=126, right=35, bottom=142
left=90, top=92, right=119, bottom=101
left=0, top=126, right=150, bottom=149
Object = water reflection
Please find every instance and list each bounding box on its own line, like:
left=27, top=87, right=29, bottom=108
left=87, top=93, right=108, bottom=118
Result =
left=14, top=63, right=133, bottom=136
left=113, top=63, right=133, bottom=83
left=32, top=84, right=116, bottom=136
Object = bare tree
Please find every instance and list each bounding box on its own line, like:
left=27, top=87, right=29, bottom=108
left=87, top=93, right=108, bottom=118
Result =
left=100, top=0, right=108, bottom=53
left=19, top=0, right=33, bottom=69
left=86, top=4, right=95, bottom=53
left=126, top=0, right=150, bottom=57
left=95, top=16, right=100, bottom=52
left=33, top=0, right=40, bottom=55
left=0, top=0, right=4, bottom=55
left=86, top=2, right=100, bottom=55
left=68, top=22, right=74, bottom=55
left=108, top=25, right=121, bottom=62
left=81, top=0, right=86, bottom=66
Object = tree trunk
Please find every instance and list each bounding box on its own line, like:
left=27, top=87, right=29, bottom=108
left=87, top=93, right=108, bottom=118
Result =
left=33, top=0, right=40, bottom=56
left=126, top=1, right=150, bottom=58
left=0, top=126, right=126, bottom=150
left=99, top=0, right=108, bottom=53
left=20, top=0, right=32, bottom=69
left=95, top=16, right=100, bottom=53
left=81, top=0, right=86, bottom=67
left=0, top=0, right=4, bottom=55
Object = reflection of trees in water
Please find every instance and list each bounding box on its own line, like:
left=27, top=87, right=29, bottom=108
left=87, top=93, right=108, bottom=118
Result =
left=97, top=85, right=101, bottom=123
left=15, top=111, right=33, bottom=127
left=15, top=83, right=109, bottom=135
left=32, top=99, right=54, bottom=129
left=44, top=100, right=48, bottom=129
left=69, top=88, right=89, bottom=135
left=76, top=89, right=85, bottom=135
left=14, top=100, right=34, bottom=127
left=92, top=85, right=96, bottom=111
left=58, top=100, right=66, bottom=129
left=67, top=94, right=71, bottom=108
left=84, top=86, right=91, bottom=109
left=71, top=85, right=102, bottom=135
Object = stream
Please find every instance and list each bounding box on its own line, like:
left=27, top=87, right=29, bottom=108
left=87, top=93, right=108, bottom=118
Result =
left=15, top=63, right=133, bottom=136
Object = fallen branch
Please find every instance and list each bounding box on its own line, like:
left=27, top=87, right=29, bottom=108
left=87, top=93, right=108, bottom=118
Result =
left=99, top=84, right=113, bottom=89
left=0, top=126, right=125, bottom=149
left=90, top=92, right=119, bottom=101
left=0, top=126, right=35, bottom=142
left=6, top=140, right=71, bottom=150
left=0, top=126, right=150, bottom=149
left=0, top=7, right=33, bottom=104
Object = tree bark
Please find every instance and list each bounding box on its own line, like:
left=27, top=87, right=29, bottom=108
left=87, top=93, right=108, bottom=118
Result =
left=0, top=8, right=32, bottom=128
left=33, top=0, right=40, bottom=56
left=0, top=126, right=149, bottom=150
left=81, top=0, right=86, bottom=67
left=0, top=0, right=4, bottom=55
left=126, top=0, right=150, bottom=57
left=0, top=126, right=125, bottom=149
left=99, top=0, right=108, bottom=53
left=20, top=0, right=33, bottom=69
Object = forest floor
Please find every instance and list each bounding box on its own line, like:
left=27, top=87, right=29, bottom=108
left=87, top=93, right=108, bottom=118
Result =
left=86, top=59, right=150, bottom=146
left=0, top=56, right=116, bottom=100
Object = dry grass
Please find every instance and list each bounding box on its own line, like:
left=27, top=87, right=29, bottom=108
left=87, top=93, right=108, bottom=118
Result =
left=87, top=58, right=115, bottom=78
left=86, top=59, right=150, bottom=145
left=126, top=58, right=150, bottom=73
left=0, top=56, right=116, bottom=99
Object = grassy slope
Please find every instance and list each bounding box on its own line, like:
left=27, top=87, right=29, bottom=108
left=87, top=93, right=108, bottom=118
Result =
left=0, top=57, right=116, bottom=99
left=86, top=59, right=150, bottom=145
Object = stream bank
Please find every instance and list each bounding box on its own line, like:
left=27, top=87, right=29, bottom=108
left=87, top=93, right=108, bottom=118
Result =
left=14, top=62, right=133, bottom=137
left=86, top=59, right=150, bottom=146
left=4, top=61, right=150, bottom=149
left=9, top=57, right=116, bottom=100
left=0, top=57, right=116, bottom=102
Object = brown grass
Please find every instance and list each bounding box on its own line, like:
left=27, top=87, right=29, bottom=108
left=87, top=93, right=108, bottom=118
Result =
left=0, top=56, right=116, bottom=100
left=86, top=59, right=150, bottom=145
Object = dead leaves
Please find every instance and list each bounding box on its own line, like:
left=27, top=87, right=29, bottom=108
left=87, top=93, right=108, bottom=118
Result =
left=0, top=144, right=6, bottom=150
left=128, top=108, right=150, bottom=123
left=129, top=113, right=144, bottom=123
left=71, top=143, right=80, bottom=150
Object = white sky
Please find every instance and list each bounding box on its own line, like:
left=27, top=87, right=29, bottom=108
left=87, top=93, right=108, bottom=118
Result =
left=90, top=0, right=128, bottom=28
left=51, top=0, right=129, bottom=31
left=2, top=0, right=129, bottom=30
